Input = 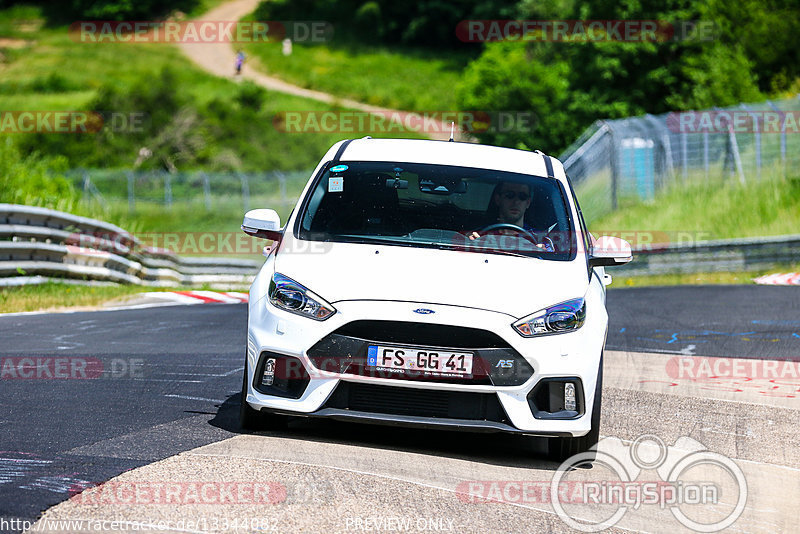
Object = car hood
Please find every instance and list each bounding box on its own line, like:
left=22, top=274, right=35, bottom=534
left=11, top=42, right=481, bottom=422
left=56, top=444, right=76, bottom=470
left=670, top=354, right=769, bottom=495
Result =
left=273, top=240, right=589, bottom=319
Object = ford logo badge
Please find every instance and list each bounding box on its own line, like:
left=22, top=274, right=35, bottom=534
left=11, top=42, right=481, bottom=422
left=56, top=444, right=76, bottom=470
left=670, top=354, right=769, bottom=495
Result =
left=413, top=308, right=435, bottom=315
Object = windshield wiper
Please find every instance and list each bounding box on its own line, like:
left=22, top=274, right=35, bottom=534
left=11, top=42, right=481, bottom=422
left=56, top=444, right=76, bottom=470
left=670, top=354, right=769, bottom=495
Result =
left=335, top=235, right=422, bottom=247
left=417, top=239, right=538, bottom=259
left=333, top=234, right=540, bottom=258
left=457, top=245, right=533, bottom=258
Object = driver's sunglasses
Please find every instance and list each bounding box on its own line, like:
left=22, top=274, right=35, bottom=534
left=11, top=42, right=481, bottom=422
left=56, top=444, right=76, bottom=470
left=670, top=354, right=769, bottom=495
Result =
left=501, top=191, right=530, bottom=201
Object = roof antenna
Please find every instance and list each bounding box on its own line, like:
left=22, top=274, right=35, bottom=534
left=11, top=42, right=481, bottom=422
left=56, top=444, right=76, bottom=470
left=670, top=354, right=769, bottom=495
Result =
left=449, top=122, right=455, bottom=142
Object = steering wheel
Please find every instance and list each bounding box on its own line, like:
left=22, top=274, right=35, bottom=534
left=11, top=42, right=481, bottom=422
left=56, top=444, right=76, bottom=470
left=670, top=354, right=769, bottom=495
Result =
left=475, top=223, right=539, bottom=245
left=474, top=223, right=556, bottom=251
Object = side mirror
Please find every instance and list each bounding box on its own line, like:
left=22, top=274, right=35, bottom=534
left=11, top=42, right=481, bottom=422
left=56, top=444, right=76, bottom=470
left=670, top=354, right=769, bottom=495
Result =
left=588, top=236, right=632, bottom=268
left=242, top=209, right=283, bottom=241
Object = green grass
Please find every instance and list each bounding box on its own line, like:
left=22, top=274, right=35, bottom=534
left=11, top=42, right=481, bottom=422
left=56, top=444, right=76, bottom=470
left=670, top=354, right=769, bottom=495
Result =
left=610, top=263, right=800, bottom=288
left=0, top=25, right=278, bottom=111
left=590, top=172, right=800, bottom=239
left=0, top=282, right=249, bottom=313
left=0, top=5, right=422, bottom=147
left=186, top=0, right=230, bottom=17
left=0, top=4, right=424, bottom=234
left=0, top=282, right=173, bottom=314
left=0, top=4, right=42, bottom=39
left=241, top=12, right=470, bottom=111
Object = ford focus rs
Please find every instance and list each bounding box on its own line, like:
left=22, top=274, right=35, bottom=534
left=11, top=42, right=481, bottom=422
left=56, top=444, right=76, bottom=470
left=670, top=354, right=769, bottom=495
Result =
left=240, top=138, right=631, bottom=461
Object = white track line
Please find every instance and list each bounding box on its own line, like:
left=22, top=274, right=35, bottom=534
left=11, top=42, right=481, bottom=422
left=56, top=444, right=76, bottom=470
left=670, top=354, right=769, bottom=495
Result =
left=184, top=290, right=243, bottom=303
left=163, top=394, right=226, bottom=403
left=754, top=272, right=800, bottom=286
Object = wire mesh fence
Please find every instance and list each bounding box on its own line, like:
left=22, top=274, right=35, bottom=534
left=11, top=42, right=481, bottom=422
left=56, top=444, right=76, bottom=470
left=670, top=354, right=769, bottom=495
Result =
left=559, top=95, right=800, bottom=223
left=69, top=169, right=312, bottom=214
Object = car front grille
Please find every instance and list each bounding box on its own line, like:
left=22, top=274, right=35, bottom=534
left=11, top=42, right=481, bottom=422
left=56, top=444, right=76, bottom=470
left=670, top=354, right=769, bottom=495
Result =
left=333, top=320, right=508, bottom=348
left=307, top=320, right=534, bottom=386
left=323, top=381, right=510, bottom=422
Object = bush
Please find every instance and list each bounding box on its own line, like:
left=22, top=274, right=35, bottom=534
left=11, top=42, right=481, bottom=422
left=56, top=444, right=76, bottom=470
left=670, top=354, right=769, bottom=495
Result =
left=456, top=0, right=774, bottom=154
left=0, top=138, right=78, bottom=212
left=37, top=0, right=200, bottom=23
left=235, top=81, right=266, bottom=111
left=253, top=0, right=519, bottom=47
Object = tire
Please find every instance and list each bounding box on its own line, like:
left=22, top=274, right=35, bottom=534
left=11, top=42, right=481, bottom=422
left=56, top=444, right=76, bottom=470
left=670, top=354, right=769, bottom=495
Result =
left=547, top=353, right=603, bottom=464
left=239, top=361, right=289, bottom=431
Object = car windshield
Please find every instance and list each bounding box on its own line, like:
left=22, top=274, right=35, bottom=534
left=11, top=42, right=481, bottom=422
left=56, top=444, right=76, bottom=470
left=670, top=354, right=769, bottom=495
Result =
left=297, top=161, right=576, bottom=260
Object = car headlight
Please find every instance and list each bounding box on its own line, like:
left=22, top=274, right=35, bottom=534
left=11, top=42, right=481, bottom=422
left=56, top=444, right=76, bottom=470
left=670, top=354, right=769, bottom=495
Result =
left=268, top=273, right=335, bottom=320
left=512, top=297, right=586, bottom=337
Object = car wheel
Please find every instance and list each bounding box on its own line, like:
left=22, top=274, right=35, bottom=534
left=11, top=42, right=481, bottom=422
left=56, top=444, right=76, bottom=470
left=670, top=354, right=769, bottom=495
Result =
left=239, top=361, right=289, bottom=431
left=546, top=353, right=603, bottom=464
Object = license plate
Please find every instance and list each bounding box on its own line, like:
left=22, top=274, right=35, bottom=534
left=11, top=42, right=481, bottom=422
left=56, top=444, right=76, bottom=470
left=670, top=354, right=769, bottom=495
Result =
left=366, top=345, right=473, bottom=377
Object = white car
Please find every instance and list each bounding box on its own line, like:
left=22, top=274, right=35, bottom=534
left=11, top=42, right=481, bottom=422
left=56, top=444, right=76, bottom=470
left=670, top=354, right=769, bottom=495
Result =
left=240, top=138, right=631, bottom=461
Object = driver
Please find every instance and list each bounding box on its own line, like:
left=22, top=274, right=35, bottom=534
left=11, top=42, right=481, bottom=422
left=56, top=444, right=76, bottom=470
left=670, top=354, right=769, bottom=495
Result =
left=469, top=181, right=553, bottom=251
left=494, top=182, right=532, bottom=228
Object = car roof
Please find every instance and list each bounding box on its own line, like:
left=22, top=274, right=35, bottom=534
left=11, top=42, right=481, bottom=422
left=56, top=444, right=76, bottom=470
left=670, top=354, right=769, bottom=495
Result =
left=327, top=138, right=567, bottom=182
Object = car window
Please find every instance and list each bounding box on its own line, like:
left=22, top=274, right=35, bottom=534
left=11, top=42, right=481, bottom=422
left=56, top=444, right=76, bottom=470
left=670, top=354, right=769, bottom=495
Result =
left=297, top=161, right=576, bottom=260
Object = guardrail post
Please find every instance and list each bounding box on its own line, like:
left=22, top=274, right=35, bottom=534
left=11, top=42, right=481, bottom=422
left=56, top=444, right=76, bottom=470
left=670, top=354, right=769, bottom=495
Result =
left=767, top=100, right=787, bottom=178
left=681, top=132, right=688, bottom=182
left=728, top=129, right=746, bottom=185
left=741, top=104, right=761, bottom=181
left=605, top=122, right=619, bottom=210
left=703, top=131, right=709, bottom=180
left=164, top=172, right=173, bottom=209
left=277, top=171, right=287, bottom=209
left=81, top=169, right=90, bottom=200
left=201, top=172, right=211, bottom=210
left=126, top=171, right=135, bottom=212
left=239, top=173, right=250, bottom=213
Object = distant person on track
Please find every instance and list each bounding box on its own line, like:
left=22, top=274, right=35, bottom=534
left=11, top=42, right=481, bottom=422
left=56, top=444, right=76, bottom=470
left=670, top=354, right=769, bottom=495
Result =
left=235, top=50, right=246, bottom=75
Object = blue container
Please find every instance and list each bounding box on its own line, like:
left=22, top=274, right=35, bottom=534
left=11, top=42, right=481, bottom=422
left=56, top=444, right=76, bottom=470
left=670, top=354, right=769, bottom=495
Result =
left=620, top=138, right=655, bottom=199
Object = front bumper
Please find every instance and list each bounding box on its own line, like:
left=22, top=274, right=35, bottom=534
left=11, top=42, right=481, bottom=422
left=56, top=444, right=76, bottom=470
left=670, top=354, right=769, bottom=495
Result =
left=246, top=296, right=607, bottom=437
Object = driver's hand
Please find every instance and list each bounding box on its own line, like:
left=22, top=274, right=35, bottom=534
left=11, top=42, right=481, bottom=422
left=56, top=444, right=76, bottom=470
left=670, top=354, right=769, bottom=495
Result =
left=468, top=231, right=480, bottom=240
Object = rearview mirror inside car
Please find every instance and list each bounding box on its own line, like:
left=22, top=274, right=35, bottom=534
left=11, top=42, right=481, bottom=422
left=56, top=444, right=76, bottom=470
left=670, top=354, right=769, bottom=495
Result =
left=242, top=209, right=283, bottom=241
left=588, top=235, right=633, bottom=267
left=419, top=178, right=467, bottom=195
left=385, top=177, right=409, bottom=189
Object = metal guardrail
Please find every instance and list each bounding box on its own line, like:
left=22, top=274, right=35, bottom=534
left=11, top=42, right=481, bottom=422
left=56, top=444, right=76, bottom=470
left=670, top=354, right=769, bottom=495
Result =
left=0, top=204, right=261, bottom=288
left=3, top=204, right=794, bottom=286
left=616, top=234, right=800, bottom=277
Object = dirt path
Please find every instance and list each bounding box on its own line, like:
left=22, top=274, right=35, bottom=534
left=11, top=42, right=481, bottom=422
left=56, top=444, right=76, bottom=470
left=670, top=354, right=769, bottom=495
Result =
left=176, top=0, right=455, bottom=141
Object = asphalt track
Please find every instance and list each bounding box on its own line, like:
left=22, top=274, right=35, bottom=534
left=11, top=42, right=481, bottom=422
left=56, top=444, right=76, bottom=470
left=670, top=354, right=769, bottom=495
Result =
left=0, top=285, right=798, bottom=533
left=605, top=286, right=800, bottom=360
